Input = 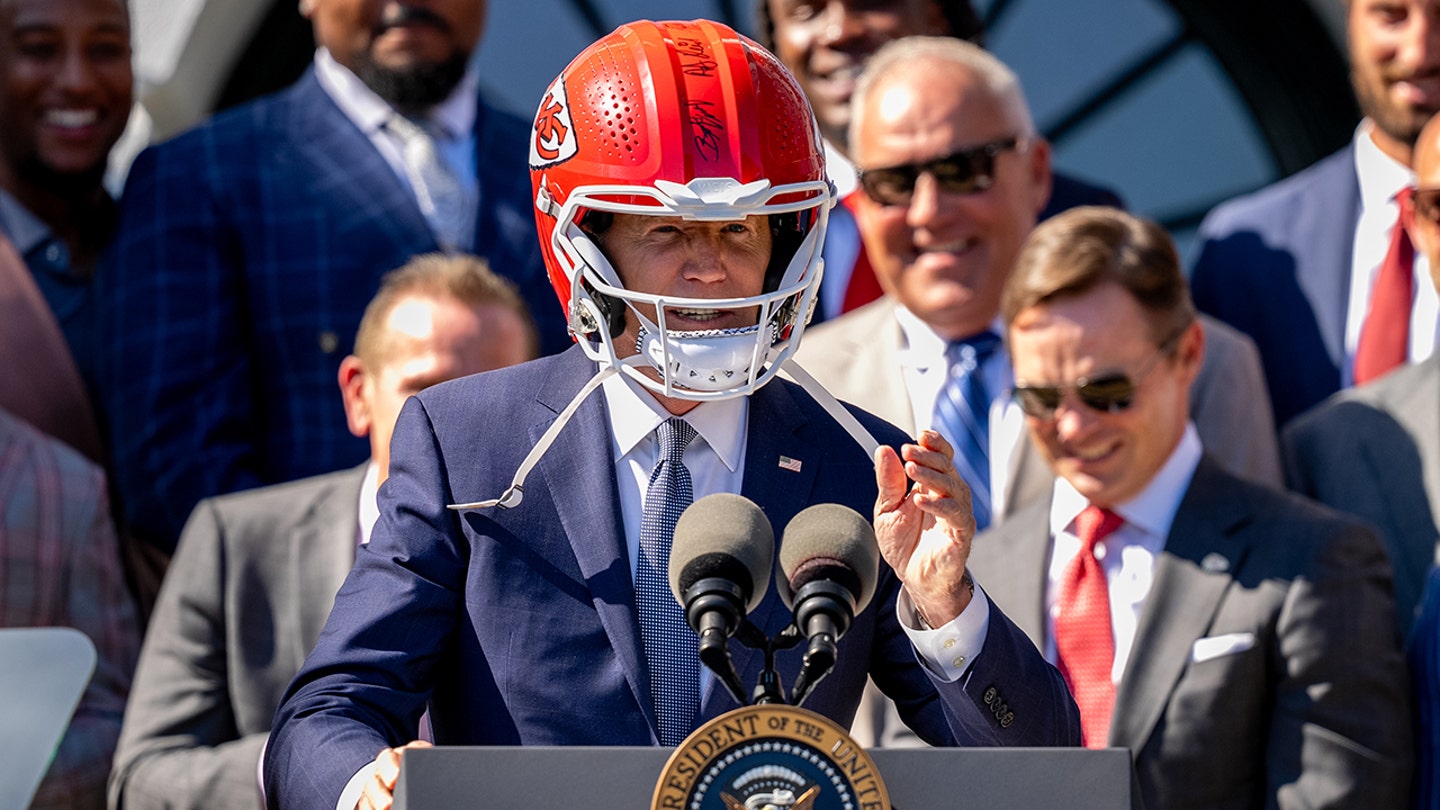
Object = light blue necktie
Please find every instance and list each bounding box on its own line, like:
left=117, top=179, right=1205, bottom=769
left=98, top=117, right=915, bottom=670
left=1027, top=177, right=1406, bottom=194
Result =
left=636, top=418, right=699, bottom=745
left=933, top=331, right=1002, bottom=530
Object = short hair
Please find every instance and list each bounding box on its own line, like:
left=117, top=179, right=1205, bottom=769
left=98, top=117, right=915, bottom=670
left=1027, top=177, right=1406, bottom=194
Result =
left=1001, top=207, right=1196, bottom=346
left=753, top=0, right=984, bottom=53
left=847, top=36, right=1035, bottom=156
left=353, top=253, right=538, bottom=365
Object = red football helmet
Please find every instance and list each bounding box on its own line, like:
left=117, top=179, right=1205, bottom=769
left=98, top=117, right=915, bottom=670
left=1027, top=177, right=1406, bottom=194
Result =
left=528, top=19, right=833, bottom=400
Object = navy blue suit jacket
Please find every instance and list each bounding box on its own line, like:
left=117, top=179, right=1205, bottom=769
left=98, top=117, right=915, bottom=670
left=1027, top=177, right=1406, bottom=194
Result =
left=1190, top=146, right=1358, bottom=427
left=95, top=69, right=565, bottom=552
left=263, top=347, right=1079, bottom=808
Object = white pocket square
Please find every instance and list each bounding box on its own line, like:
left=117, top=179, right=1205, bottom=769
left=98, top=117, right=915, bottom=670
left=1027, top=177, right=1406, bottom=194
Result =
left=1190, top=632, right=1256, bottom=663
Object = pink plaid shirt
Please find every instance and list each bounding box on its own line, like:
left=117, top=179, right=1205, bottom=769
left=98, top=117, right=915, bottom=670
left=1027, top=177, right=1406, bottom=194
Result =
left=0, top=407, right=139, bottom=808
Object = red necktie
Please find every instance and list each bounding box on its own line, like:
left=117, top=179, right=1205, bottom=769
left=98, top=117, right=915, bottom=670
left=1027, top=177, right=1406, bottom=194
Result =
left=1055, top=505, right=1124, bottom=748
left=839, top=191, right=884, bottom=313
left=1355, top=186, right=1416, bottom=385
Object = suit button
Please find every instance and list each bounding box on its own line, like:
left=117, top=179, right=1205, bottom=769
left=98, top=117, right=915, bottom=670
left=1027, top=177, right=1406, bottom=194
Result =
left=984, top=686, right=997, bottom=704
left=1001, top=711, right=1015, bottom=728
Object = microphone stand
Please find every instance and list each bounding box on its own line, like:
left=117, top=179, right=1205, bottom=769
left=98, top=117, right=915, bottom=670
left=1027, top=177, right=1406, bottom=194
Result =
left=734, top=622, right=802, bottom=705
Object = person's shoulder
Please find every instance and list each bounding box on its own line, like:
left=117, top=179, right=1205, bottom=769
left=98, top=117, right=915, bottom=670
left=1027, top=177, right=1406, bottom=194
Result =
left=768, top=376, right=909, bottom=451
left=198, top=465, right=363, bottom=517
left=132, top=70, right=320, bottom=166
left=1199, top=146, right=1354, bottom=237
left=0, top=409, right=103, bottom=495
left=1204, top=456, right=1376, bottom=541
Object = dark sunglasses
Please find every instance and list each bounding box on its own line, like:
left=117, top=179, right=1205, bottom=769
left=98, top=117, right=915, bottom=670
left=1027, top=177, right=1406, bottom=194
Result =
left=1010, top=332, right=1182, bottom=420
left=1414, top=187, right=1440, bottom=227
left=857, top=136, right=1025, bottom=206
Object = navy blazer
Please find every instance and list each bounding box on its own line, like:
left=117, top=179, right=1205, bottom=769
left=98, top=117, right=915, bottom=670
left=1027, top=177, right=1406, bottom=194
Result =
left=95, top=69, right=565, bottom=553
left=264, top=347, right=1079, bottom=808
left=1190, top=146, right=1358, bottom=427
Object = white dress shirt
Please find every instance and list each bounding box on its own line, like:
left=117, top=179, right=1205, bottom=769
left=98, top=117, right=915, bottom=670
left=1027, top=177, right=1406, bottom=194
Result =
left=892, top=305, right=1028, bottom=520
left=1044, top=425, right=1203, bottom=684
left=312, top=48, right=480, bottom=243
left=820, top=140, right=864, bottom=318
left=1345, top=120, right=1439, bottom=384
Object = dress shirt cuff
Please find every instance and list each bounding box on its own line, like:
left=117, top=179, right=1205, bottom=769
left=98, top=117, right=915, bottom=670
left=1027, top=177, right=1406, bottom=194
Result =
left=898, top=579, right=990, bottom=683
left=338, top=762, right=377, bottom=810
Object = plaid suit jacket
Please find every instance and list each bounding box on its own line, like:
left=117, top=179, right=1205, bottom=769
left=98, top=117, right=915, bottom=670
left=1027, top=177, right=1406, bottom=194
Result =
left=96, top=69, right=559, bottom=553
left=0, top=406, right=140, bottom=808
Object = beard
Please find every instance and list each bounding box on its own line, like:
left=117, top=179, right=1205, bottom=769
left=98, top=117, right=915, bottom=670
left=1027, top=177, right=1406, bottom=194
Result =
left=1354, top=67, right=1438, bottom=150
left=354, top=50, right=470, bottom=112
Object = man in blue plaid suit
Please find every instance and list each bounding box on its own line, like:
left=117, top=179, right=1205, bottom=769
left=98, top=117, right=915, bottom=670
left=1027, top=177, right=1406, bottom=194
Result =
left=95, top=0, right=567, bottom=555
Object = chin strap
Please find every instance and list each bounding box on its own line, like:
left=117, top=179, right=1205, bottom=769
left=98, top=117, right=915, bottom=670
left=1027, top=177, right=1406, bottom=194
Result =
left=777, top=359, right=882, bottom=462
left=446, top=360, right=628, bottom=511
left=446, top=356, right=884, bottom=513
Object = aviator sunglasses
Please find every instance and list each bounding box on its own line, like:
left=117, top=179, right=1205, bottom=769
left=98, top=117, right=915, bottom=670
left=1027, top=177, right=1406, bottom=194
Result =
left=857, top=136, right=1026, bottom=206
left=1010, top=330, right=1184, bottom=419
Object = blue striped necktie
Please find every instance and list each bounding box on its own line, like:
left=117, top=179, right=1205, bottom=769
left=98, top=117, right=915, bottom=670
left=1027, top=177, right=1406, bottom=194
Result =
left=933, top=331, right=1002, bottom=530
left=636, top=417, right=699, bottom=745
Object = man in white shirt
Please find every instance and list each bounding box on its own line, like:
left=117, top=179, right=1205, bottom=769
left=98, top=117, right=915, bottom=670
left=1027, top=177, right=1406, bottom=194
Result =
left=109, top=254, right=536, bottom=810
left=94, top=0, right=563, bottom=561
left=1192, top=0, right=1440, bottom=425
left=972, top=205, right=1412, bottom=809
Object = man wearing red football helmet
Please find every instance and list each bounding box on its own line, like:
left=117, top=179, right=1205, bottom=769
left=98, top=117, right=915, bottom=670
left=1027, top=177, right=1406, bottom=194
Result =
left=265, top=21, right=1079, bottom=810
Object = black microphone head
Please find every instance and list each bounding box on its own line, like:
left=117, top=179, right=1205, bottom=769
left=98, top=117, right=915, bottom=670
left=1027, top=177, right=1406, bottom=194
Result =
left=776, top=503, right=879, bottom=614
left=669, top=493, right=775, bottom=614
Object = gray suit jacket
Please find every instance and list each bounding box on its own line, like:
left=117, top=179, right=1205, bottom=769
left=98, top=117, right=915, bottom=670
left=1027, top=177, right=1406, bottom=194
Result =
left=795, top=297, right=1284, bottom=514
left=1282, top=356, right=1440, bottom=639
left=108, top=467, right=363, bottom=810
left=970, top=457, right=1413, bottom=810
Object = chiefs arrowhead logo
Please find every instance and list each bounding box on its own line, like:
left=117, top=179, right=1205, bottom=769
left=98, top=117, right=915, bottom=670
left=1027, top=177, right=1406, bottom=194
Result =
left=530, top=76, right=577, bottom=168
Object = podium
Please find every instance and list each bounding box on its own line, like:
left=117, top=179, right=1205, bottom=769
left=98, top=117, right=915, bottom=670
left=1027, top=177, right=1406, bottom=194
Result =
left=0, top=628, right=96, bottom=810
left=393, top=745, right=1134, bottom=809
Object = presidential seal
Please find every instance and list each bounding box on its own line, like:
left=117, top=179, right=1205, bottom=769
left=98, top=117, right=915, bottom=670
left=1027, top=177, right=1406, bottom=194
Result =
left=652, top=704, right=889, bottom=810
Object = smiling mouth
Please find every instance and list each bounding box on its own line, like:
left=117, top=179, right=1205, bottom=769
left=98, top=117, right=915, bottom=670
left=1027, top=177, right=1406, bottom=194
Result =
left=1067, top=440, right=1119, bottom=463
left=670, top=307, right=723, bottom=323
left=44, top=109, right=99, bottom=129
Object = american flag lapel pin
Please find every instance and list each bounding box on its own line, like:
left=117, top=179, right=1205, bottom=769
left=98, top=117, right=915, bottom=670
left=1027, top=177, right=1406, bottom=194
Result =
left=778, top=456, right=802, bottom=473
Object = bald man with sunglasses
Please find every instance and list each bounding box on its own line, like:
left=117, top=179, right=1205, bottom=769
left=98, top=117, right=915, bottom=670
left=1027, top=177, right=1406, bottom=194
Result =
left=795, top=35, right=1284, bottom=750
left=967, top=205, right=1412, bottom=810
left=796, top=37, right=1281, bottom=535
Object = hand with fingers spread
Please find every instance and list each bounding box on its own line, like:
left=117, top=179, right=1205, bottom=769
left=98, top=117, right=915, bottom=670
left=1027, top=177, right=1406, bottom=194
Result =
left=357, top=740, right=432, bottom=810
left=873, top=429, right=978, bottom=627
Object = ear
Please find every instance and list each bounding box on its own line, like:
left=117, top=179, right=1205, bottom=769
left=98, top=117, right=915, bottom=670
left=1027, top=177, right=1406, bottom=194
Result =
left=298, top=0, right=318, bottom=19
left=1027, top=137, right=1054, bottom=216
left=1175, top=317, right=1206, bottom=384
left=338, top=355, right=373, bottom=439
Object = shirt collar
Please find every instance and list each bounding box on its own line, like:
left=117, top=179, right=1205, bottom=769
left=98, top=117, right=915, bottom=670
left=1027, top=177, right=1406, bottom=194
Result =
left=358, top=461, right=381, bottom=546
left=892, top=304, right=1007, bottom=371
left=825, top=139, right=859, bottom=198
left=0, top=188, right=51, bottom=256
left=312, top=47, right=478, bottom=140
left=600, top=366, right=748, bottom=473
left=1049, top=422, right=1202, bottom=543
left=1354, top=119, right=1415, bottom=212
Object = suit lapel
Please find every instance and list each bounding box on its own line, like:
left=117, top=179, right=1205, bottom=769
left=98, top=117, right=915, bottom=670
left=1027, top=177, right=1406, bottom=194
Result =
left=1302, top=147, right=1360, bottom=369
left=1109, top=458, right=1252, bottom=749
left=972, top=499, right=1051, bottom=644
left=285, top=72, right=436, bottom=258
left=1388, top=358, right=1440, bottom=532
left=289, top=467, right=366, bottom=662
left=531, top=350, right=651, bottom=729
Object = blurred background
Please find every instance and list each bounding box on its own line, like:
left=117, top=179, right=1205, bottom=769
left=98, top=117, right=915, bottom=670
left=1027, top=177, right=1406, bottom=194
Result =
left=122, top=0, right=1357, bottom=258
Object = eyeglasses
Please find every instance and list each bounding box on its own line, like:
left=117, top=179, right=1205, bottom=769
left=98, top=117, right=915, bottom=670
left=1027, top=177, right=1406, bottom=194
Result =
left=857, top=136, right=1026, bottom=206
left=1009, top=332, right=1182, bottom=420
left=1414, top=187, right=1440, bottom=227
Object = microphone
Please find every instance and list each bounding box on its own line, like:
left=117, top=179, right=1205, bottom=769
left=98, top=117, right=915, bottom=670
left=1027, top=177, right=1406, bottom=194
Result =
left=776, top=503, right=880, bottom=707
left=668, top=493, right=775, bottom=707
